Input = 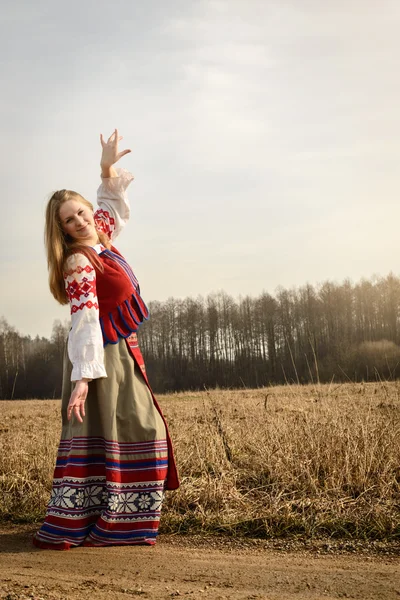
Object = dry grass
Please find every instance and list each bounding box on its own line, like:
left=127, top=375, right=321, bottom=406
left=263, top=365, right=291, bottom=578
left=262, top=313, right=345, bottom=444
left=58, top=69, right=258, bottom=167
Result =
left=1, top=382, right=399, bottom=539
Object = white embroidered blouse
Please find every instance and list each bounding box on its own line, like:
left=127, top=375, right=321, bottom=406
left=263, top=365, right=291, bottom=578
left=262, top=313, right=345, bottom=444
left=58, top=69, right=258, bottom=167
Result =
left=63, top=168, right=134, bottom=382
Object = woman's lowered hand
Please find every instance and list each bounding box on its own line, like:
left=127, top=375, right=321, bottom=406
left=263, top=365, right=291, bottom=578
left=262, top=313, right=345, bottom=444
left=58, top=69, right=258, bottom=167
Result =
left=67, top=379, right=89, bottom=423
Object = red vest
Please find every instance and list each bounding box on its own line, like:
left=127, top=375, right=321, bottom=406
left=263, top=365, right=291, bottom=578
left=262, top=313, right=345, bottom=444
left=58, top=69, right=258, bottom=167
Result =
left=94, top=246, right=149, bottom=344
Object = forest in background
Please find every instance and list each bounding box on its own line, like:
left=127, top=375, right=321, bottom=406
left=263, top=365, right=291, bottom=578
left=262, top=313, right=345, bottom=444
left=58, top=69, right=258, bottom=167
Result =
left=2, top=273, right=400, bottom=399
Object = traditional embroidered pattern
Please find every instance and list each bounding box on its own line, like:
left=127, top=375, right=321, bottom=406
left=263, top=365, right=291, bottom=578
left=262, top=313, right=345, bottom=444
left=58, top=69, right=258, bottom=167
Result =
left=49, top=485, right=163, bottom=515
left=71, top=301, right=99, bottom=313
left=126, top=333, right=147, bottom=376
left=94, top=208, right=115, bottom=239
left=65, top=264, right=94, bottom=276
left=65, top=277, right=97, bottom=302
left=33, top=437, right=168, bottom=549
left=64, top=257, right=98, bottom=312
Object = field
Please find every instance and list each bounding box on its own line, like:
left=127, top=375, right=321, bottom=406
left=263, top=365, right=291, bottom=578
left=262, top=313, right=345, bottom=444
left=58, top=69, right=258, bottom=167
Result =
left=0, top=382, right=399, bottom=540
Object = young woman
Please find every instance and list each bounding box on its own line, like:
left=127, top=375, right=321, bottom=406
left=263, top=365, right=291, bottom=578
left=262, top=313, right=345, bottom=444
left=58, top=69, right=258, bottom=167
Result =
left=33, top=130, right=179, bottom=550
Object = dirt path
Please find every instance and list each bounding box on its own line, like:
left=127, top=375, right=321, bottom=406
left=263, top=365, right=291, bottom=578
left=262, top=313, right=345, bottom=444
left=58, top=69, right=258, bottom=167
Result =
left=0, top=527, right=399, bottom=600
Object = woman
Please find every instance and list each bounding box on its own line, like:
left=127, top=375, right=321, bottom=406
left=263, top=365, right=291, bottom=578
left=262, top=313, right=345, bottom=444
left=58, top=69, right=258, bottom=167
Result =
left=33, top=130, right=179, bottom=550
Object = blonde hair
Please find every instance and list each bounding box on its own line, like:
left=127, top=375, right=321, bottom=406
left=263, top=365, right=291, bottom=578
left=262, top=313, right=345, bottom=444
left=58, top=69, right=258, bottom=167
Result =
left=44, top=190, right=111, bottom=305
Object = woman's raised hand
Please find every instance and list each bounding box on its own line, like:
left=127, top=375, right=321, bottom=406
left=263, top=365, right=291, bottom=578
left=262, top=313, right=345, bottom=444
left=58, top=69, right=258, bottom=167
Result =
left=100, top=129, right=131, bottom=171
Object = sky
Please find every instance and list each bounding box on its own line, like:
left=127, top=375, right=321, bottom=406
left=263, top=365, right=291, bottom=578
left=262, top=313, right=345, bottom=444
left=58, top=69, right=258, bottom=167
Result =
left=1, top=0, right=400, bottom=338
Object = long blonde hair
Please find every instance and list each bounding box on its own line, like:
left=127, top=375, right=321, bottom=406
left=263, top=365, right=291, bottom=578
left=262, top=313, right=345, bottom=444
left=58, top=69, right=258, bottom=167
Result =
left=44, top=190, right=111, bottom=305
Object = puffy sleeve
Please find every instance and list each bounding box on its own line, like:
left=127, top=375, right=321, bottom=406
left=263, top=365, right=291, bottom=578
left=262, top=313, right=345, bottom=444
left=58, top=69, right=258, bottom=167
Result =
left=64, top=252, right=107, bottom=382
left=94, top=167, right=134, bottom=241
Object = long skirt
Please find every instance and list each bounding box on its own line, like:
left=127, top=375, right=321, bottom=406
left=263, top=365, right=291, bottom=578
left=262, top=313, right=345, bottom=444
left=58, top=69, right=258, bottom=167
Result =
left=33, top=333, right=177, bottom=550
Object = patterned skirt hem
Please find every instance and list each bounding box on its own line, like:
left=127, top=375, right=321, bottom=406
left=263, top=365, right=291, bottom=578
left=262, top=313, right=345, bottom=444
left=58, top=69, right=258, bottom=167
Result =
left=32, top=536, right=75, bottom=551
left=32, top=535, right=156, bottom=550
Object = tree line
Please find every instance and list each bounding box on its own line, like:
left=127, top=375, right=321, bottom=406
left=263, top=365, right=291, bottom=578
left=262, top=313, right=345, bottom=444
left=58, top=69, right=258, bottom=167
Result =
left=0, top=318, right=68, bottom=400
left=2, top=273, right=400, bottom=399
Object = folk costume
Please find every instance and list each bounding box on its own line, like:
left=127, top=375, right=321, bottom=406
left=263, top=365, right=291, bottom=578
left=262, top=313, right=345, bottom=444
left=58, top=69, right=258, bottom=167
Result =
left=33, top=169, right=179, bottom=550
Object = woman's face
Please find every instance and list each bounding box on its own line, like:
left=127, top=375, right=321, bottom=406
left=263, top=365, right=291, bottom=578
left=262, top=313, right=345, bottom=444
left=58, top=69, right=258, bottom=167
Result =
left=59, top=199, right=98, bottom=245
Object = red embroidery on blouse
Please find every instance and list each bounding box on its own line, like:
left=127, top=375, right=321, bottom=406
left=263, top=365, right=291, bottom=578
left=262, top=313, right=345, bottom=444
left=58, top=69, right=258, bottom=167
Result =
left=64, top=264, right=94, bottom=279
left=66, top=277, right=96, bottom=302
left=71, top=301, right=99, bottom=314
left=95, top=208, right=115, bottom=239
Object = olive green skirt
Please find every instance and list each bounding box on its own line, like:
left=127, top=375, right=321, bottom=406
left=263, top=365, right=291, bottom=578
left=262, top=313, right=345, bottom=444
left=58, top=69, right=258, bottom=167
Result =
left=33, top=336, right=169, bottom=549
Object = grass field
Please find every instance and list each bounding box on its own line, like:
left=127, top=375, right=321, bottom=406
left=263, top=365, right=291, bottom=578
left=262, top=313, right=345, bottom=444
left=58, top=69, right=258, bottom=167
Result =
left=0, top=382, right=399, bottom=539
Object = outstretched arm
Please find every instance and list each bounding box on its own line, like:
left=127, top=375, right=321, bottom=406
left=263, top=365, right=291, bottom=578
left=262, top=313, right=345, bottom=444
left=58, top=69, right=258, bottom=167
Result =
left=95, top=129, right=134, bottom=241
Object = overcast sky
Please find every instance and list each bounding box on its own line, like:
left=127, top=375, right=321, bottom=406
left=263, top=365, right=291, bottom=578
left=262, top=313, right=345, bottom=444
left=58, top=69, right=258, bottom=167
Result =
left=1, top=0, right=400, bottom=338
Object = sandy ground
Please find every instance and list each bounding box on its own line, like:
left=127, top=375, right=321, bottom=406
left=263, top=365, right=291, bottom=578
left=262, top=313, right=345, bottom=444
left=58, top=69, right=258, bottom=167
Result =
left=0, top=526, right=399, bottom=600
